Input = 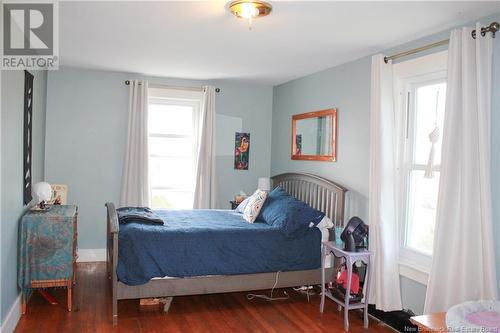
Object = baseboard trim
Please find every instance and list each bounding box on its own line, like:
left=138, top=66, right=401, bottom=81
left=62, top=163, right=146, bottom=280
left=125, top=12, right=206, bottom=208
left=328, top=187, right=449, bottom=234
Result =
left=77, top=248, right=106, bottom=262
left=0, top=294, right=21, bottom=333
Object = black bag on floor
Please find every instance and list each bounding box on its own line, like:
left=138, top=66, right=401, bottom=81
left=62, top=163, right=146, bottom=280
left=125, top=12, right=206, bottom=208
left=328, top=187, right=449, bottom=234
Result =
left=368, top=305, right=419, bottom=332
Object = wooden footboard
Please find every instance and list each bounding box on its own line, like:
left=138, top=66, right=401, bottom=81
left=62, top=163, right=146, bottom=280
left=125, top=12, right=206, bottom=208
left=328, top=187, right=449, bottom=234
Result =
left=105, top=202, right=119, bottom=326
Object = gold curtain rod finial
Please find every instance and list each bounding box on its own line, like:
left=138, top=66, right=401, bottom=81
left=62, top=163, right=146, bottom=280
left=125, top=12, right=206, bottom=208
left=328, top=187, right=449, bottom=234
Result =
left=385, top=21, right=498, bottom=63
left=472, top=21, right=499, bottom=39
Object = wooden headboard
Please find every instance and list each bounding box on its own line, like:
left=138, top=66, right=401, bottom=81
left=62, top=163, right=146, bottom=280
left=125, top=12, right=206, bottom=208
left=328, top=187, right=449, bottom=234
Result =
left=271, top=173, right=347, bottom=228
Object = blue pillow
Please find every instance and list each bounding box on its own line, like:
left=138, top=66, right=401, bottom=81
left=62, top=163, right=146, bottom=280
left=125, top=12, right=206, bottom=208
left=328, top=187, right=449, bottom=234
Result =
left=266, top=186, right=289, bottom=202
left=259, top=187, right=325, bottom=237
left=256, top=186, right=288, bottom=219
left=269, top=186, right=289, bottom=198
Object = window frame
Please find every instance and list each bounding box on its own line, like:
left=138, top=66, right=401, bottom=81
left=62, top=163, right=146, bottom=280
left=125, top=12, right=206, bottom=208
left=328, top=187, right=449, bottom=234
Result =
left=147, top=89, right=202, bottom=209
left=393, top=51, right=448, bottom=284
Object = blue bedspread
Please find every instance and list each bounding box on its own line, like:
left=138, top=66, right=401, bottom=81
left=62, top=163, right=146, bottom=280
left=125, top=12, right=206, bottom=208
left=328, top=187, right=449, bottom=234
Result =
left=117, top=209, right=321, bottom=285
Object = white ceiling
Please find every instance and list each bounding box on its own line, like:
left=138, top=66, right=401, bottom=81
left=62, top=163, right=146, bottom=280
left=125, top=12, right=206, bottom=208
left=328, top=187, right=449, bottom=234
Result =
left=59, top=1, right=500, bottom=85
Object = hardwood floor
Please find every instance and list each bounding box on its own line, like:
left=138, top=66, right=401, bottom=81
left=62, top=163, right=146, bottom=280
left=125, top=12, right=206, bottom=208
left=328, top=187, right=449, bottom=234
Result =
left=15, top=263, right=393, bottom=333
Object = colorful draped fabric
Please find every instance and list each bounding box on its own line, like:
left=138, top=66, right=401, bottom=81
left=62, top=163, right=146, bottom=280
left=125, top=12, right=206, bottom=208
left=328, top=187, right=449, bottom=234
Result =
left=18, top=205, right=77, bottom=296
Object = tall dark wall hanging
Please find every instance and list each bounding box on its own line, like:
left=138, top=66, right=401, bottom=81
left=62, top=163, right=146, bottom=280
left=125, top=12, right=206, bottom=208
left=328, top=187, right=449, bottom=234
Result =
left=23, top=71, right=34, bottom=205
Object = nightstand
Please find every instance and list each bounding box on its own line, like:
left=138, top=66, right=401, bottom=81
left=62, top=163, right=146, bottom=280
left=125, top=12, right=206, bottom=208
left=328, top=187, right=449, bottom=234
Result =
left=320, top=241, right=371, bottom=331
left=230, top=200, right=239, bottom=210
left=18, top=205, right=78, bottom=313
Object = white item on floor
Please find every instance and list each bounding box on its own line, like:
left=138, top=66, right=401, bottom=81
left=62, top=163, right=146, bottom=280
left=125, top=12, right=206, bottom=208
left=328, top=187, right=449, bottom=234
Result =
left=446, top=300, right=500, bottom=332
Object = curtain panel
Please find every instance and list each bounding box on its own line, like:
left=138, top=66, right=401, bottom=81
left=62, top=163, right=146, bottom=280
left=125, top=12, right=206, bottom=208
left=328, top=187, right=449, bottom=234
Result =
left=193, top=86, right=217, bottom=209
left=120, top=80, right=150, bottom=207
left=367, top=54, right=403, bottom=311
left=424, top=23, right=498, bottom=313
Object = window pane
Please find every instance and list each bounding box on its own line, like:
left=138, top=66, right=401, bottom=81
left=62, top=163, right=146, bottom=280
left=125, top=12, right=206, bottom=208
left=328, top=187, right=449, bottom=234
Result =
left=406, top=170, right=440, bottom=254
left=149, top=156, right=195, bottom=189
left=413, top=82, right=446, bottom=165
left=151, top=189, right=194, bottom=209
left=148, top=103, right=193, bottom=135
left=149, top=137, right=194, bottom=157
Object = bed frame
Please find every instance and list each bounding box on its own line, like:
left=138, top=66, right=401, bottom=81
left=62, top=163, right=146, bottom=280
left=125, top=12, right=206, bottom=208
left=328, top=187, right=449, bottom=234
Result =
left=106, top=172, right=347, bottom=325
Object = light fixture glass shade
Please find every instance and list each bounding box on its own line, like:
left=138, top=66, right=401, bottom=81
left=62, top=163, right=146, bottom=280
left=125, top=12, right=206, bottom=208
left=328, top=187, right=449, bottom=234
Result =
left=239, top=3, right=259, bottom=18
left=258, top=177, right=271, bottom=191
left=228, top=0, right=272, bottom=19
left=32, top=182, right=52, bottom=203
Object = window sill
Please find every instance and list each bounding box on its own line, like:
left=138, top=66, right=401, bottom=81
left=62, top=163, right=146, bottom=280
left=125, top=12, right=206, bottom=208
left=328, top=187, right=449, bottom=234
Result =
left=399, top=262, right=429, bottom=285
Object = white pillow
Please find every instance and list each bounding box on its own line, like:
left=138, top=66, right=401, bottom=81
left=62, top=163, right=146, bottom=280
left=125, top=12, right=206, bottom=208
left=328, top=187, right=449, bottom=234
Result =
left=310, top=215, right=334, bottom=229
left=235, top=197, right=250, bottom=213
left=243, top=190, right=268, bottom=223
left=310, top=216, right=334, bottom=243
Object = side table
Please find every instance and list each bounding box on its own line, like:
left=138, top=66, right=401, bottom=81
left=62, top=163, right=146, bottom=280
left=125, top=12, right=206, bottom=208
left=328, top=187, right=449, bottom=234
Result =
left=18, top=205, right=78, bottom=313
left=320, top=241, right=371, bottom=331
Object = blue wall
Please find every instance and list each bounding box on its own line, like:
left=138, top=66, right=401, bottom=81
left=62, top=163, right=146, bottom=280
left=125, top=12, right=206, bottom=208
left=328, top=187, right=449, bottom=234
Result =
left=1, top=70, right=47, bottom=324
left=271, top=56, right=372, bottom=221
left=44, top=68, right=273, bottom=250
left=271, top=12, right=500, bottom=314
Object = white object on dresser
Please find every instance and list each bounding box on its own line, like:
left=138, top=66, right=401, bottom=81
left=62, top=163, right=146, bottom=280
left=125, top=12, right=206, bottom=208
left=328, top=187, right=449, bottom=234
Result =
left=32, top=182, right=52, bottom=206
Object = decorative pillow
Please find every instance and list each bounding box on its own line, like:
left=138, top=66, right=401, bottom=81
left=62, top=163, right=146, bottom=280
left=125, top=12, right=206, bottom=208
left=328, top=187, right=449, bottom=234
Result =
left=267, top=186, right=289, bottom=199
left=259, top=188, right=325, bottom=237
left=311, top=215, right=334, bottom=229
left=256, top=186, right=288, bottom=220
left=243, top=190, right=268, bottom=223
left=235, top=197, right=250, bottom=213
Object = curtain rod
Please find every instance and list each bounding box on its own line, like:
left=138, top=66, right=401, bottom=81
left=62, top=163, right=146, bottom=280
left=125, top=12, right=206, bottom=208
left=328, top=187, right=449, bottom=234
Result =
left=124, top=80, right=220, bottom=93
left=384, top=21, right=499, bottom=64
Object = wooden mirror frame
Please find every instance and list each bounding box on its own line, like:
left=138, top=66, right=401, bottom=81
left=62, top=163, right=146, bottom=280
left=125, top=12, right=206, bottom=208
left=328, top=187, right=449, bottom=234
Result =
left=291, top=108, right=337, bottom=162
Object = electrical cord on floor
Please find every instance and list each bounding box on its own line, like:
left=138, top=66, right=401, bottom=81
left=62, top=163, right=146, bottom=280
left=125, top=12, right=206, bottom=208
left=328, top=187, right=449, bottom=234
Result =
left=246, top=271, right=289, bottom=301
left=292, top=285, right=316, bottom=302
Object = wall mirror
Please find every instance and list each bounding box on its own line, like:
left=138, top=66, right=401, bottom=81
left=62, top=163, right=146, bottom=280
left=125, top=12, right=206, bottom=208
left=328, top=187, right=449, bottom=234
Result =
left=291, top=108, right=337, bottom=162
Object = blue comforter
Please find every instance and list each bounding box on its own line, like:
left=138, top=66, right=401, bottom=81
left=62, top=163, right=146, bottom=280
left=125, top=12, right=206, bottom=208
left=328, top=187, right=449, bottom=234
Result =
left=117, top=209, right=321, bottom=285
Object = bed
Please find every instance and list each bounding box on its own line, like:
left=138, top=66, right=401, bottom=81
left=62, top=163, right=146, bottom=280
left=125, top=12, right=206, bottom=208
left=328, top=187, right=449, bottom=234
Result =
left=106, top=172, right=347, bottom=325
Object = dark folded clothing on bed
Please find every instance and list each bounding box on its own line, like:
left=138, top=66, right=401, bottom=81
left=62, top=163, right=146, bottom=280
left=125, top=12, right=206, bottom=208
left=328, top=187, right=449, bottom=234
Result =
left=117, top=207, right=164, bottom=225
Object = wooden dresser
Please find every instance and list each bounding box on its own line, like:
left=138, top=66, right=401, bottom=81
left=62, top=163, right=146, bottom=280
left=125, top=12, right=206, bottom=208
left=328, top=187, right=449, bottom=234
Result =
left=18, top=205, right=78, bottom=313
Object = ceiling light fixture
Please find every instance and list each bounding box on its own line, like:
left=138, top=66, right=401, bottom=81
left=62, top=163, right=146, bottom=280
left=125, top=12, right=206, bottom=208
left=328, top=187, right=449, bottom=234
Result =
left=228, top=0, right=272, bottom=30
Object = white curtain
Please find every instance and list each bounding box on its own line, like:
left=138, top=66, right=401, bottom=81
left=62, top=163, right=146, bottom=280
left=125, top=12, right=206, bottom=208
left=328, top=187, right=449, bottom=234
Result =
left=368, top=54, right=403, bottom=311
left=193, top=86, right=217, bottom=209
left=120, top=80, right=150, bottom=207
left=424, top=24, right=498, bottom=313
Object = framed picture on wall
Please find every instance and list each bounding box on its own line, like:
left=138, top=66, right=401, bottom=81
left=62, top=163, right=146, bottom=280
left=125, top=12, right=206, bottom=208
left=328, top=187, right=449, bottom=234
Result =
left=234, top=132, right=250, bottom=170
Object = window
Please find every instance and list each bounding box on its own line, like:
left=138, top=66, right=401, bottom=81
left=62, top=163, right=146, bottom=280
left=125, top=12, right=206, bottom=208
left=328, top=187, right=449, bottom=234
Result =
left=148, top=88, right=202, bottom=209
left=403, top=80, right=446, bottom=254
left=394, top=51, right=447, bottom=279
